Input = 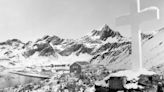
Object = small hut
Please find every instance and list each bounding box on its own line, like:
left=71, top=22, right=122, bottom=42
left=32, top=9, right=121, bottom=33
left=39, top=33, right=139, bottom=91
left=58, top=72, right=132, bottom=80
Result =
left=70, top=61, right=90, bottom=74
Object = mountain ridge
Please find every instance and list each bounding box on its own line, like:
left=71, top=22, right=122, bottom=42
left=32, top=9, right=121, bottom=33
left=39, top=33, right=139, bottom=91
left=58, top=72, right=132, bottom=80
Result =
left=0, top=25, right=164, bottom=71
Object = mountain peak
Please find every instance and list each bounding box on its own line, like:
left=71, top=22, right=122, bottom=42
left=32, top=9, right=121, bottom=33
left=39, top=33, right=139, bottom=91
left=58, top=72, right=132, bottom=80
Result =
left=90, top=24, right=123, bottom=41
left=100, top=24, right=123, bottom=41
left=101, top=24, right=111, bottom=32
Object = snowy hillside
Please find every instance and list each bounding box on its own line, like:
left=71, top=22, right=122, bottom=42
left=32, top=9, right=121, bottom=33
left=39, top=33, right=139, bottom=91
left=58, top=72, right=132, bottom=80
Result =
left=91, top=27, right=164, bottom=71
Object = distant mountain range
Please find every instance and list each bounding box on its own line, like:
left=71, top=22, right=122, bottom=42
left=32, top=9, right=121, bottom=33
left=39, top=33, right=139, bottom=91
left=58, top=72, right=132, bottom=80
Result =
left=0, top=24, right=164, bottom=72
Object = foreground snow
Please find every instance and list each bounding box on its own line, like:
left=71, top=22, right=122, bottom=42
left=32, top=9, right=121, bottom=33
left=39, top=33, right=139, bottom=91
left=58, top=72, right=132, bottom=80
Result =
left=107, top=68, right=156, bottom=80
left=96, top=68, right=156, bottom=89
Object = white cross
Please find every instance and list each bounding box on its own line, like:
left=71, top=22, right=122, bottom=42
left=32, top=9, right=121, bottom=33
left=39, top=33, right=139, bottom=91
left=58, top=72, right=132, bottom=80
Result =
left=116, top=0, right=160, bottom=71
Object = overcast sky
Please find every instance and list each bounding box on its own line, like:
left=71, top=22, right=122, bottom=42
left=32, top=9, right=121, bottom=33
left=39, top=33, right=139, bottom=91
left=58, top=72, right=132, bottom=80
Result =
left=0, top=0, right=163, bottom=42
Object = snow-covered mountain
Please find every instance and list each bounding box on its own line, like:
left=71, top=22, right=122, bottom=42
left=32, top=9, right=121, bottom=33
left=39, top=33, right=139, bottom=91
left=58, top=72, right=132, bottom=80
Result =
left=0, top=24, right=164, bottom=72
left=0, top=24, right=126, bottom=68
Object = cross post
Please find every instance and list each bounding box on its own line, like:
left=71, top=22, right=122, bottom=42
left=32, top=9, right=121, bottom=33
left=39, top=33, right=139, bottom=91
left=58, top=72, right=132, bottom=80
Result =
left=116, top=0, right=159, bottom=71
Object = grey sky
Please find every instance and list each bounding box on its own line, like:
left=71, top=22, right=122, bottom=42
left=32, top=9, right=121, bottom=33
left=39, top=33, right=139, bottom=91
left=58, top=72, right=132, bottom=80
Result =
left=0, top=0, right=163, bottom=42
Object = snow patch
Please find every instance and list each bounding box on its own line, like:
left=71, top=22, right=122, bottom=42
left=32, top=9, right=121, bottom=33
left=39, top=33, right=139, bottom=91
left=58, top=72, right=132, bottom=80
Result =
left=124, top=83, right=144, bottom=89
left=103, top=37, right=118, bottom=43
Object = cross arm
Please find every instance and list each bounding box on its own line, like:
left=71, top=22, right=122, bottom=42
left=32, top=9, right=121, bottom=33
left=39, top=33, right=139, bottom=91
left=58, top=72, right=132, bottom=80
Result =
left=139, top=7, right=160, bottom=23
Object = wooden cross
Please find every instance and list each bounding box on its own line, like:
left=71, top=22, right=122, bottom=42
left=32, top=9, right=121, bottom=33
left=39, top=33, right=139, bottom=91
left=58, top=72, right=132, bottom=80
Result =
left=116, top=0, right=160, bottom=71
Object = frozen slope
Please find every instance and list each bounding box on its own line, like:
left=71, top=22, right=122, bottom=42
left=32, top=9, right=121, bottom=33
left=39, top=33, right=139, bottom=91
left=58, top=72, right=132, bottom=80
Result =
left=143, top=28, right=164, bottom=69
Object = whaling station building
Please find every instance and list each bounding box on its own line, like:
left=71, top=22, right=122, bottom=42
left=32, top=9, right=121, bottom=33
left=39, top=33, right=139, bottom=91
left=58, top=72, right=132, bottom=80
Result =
left=70, top=61, right=90, bottom=74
